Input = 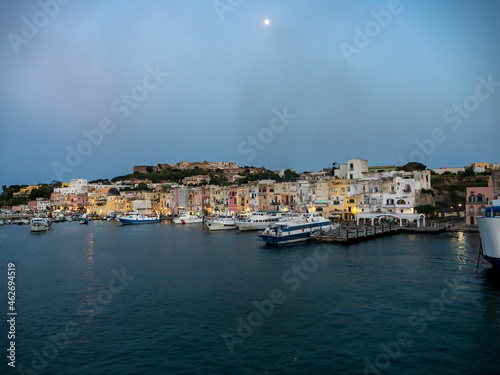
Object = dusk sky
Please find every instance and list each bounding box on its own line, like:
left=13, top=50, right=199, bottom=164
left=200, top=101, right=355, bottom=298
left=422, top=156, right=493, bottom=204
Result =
left=1, top=0, right=499, bottom=186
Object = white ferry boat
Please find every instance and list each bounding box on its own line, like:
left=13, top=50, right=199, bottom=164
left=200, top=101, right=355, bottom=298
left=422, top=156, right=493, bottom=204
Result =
left=205, top=215, right=237, bottom=231
left=173, top=213, right=203, bottom=224
left=258, top=212, right=336, bottom=245
left=119, top=211, right=160, bottom=225
left=477, top=199, right=500, bottom=269
left=30, top=217, right=50, bottom=232
left=236, top=211, right=285, bottom=231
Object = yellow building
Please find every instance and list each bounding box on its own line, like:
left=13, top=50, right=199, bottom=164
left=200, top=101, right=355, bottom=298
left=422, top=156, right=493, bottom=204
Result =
left=237, top=186, right=249, bottom=213
left=19, top=185, right=43, bottom=195
left=210, top=186, right=223, bottom=213
left=329, top=180, right=356, bottom=220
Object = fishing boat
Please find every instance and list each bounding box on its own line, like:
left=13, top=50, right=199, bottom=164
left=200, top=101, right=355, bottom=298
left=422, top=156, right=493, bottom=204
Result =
left=79, top=218, right=89, bottom=224
left=477, top=199, right=500, bottom=269
left=30, top=217, right=50, bottom=232
left=236, top=211, right=285, bottom=231
left=205, top=215, right=237, bottom=231
left=119, top=211, right=160, bottom=225
left=258, top=212, right=336, bottom=245
left=173, top=213, right=203, bottom=224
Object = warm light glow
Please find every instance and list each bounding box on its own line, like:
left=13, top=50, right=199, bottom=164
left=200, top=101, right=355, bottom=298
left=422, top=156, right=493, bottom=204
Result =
left=352, top=207, right=358, bottom=215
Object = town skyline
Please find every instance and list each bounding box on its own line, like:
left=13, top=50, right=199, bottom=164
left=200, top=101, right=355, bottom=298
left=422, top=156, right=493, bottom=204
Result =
left=1, top=157, right=497, bottom=187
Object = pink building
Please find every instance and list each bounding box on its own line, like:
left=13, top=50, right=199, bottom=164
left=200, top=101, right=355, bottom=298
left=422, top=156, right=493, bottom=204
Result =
left=28, top=200, right=37, bottom=210
left=229, top=187, right=238, bottom=213
left=202, top=188, right=211, bottom=216
left=77, top=193, right=89, bottom=208
left=466, top=176, right=493, bottom=225
left=50, top=192, right=62, bottom=207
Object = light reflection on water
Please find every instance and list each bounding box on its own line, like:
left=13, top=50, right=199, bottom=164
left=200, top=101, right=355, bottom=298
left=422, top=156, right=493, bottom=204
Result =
left=86, top=232, right=94, bottom=278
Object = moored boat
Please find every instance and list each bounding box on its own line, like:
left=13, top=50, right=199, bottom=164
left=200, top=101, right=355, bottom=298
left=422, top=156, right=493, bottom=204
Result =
left=478, top=199, right=500, bottom=269
left=119, top=211, right=160, bottom=225
left=173, top=213, right=203, bottom=224
left=205, top=215, right=237, bottom=231
left=236, top=211, right=285, bottom=231
left=258, top=212, right=336, bottom=245
left=30, top=217, right=50, bottom=232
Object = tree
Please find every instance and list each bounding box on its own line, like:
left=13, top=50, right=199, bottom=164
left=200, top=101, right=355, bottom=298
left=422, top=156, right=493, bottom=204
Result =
left=397, top=162, right=427, bottom=172
left=146, top=166, right=154, bottom=173
left=459, top=166, right=475, bottom=178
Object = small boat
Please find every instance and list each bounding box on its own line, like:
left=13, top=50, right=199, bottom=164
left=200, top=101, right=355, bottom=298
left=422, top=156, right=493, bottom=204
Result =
left=205, top=215, right=237, bottom=231
left=119, top=211, right=160, bottom=225
left=258, top=212, right=336, bottom=245
left=173, top=213, right=203, bottom=224
left=478, top=199, right=500, bottom=269
left=30, top=217, right=50, bottom=232
left=79, top=218, right=89, bottom=224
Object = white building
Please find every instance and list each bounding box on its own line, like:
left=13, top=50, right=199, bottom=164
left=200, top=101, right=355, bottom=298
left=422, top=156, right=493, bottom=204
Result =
left=36, top=198, right=51, bottom=211
left=54, top=178, right=89, bottom=196
left=335, top=158, right=369, bottom=179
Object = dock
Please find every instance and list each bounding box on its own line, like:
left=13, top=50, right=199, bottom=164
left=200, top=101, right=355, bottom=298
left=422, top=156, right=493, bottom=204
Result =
left=310, top=223, right=447, bottom=244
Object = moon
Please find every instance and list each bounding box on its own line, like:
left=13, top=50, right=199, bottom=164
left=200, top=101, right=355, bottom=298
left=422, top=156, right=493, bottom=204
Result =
left=264, top=19, right=270, bottom=26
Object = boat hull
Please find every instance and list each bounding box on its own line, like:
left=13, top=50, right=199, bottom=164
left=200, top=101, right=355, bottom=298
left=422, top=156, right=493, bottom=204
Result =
left=259, top=221, right=334, bottom=245
left=119, top=218, right=160, bottom=225
left=30, top=224, right=49, bottom=232
left=205, top=222, right=237, bottom=231
left=173, top=217, right=203, bottom=224
left=478, top=216, right=500, bottom=270
left=236, top=222, right=271, bottom=231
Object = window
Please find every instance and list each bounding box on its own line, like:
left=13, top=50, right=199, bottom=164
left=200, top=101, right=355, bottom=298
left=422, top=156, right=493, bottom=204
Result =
left=341, top=188, right=345, bottom=195
left=479, top=206, right=486, bottom=215
left=371, top=198, right=377, bottom=205
left=387, top=199, right=394, bottom=205
left=469, top=205, right=474, bottom=215
left=477, top=194, right=485, bottom=202
left=397, top=199, right=406, bottom=205
left=350, top=163, right=354, bottom=169
left=349, top=174, right=353, bottom=179
left=468, top=195, right=475, bottom=202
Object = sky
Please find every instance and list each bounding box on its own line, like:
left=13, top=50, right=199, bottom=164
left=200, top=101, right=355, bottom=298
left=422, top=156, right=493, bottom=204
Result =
left=1, top=0, right=499, bottom=186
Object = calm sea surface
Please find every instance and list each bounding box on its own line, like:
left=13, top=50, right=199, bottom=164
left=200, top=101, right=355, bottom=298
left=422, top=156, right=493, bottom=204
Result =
left=1, top=221, right=500, bottom=375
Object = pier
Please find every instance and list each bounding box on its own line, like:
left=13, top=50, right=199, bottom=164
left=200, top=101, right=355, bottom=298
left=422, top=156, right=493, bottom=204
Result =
left=310, top=223, right=446, bottom=244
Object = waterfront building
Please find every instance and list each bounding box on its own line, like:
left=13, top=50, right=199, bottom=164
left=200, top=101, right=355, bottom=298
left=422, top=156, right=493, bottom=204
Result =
left=201, top=187, right=211, bottom=216
left=328, top=179, right=349, bottom=220
left=237, top=185, right=249, bottom=213
left=210, top=186, right=223, bottom=214
left=466, top=176, right=493, bottom=225
left=36, top=198, right=51, bottom=211
left=247, top=182, right=260, bottom=212
left=228, top=186, right=238, bottom=214
left=311, top=180, right=330, bottom=217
